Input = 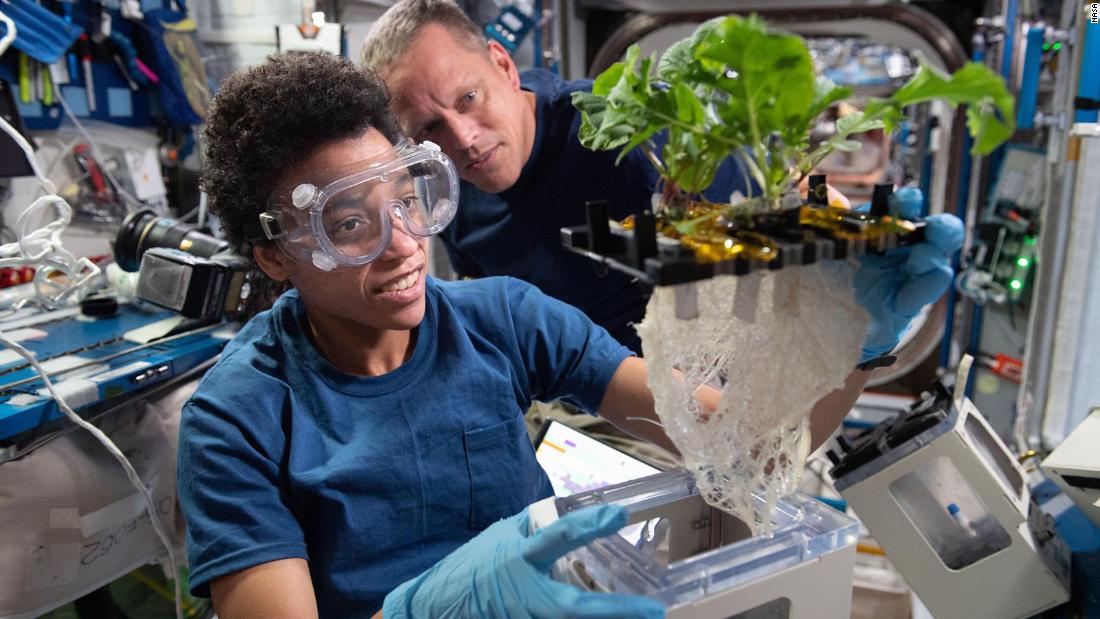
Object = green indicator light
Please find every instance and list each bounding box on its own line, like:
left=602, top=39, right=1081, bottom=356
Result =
left=1053, top=42, right=1063, bottom=51
left=1043, top=43, right=1051, bottom=51
left=1010, top=279, right=1023, bottom=291
left=1017, top=257, right=1030, bottom=268
left=1025, top=236, right=1037, bottom=245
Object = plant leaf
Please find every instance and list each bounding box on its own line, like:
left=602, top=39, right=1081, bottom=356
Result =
left=591, top=63, right=625, bottom=96
left=574, top=15, right=1017, bottom=207
left=868, top=60, right=1015, bottom=154
left=805, top=77, right=852, bottom=125
left=834, top=111, right=884, bottom=137
left=657, top=38, right=693, bottom=83
left=673, top=82, right=705, bottom=125
left=697, top=16, right=815, bottom=130
left=663, top=126, right=723, bottom=193
left=693, top=15, right=815, bottom=200
left=797, top=111, right=884, bottom=174
left=615, top=123, right=663, bottom=165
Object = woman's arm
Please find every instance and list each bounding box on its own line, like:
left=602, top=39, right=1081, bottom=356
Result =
left=597, top=356, right=866, bottom=454
left=595, top=357, right=679, bottom=454
left=806, top=367, right=870, bottom=450
left=210, top=558, right=324, bottom=619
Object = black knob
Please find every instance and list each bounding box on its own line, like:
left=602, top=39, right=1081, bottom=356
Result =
left=81, top=295, right=119, bottom=318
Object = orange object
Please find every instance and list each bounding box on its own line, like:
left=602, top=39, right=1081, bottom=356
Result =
left=991, top=353, right=1023, bottom=384
left=856, top=542, right=887, bottom=556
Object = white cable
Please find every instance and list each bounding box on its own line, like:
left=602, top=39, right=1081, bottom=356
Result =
left=43, top=137, right=85, bottom=181
left=56, top=170, right=94, bottom=199
left=0, top=118, right=100, bottom=308
left=0, top=13, right=15, bottom=58
left=4, top=74, right=181, bottom=611
left=2, top=196, right=100, bottom=307
left=0, top=117, right=101, bottom=307
left=176, top=203, right=201, bottom=223
left=55, top=94, right=145, bottom=211
left=1, top=102, right=181, bottom=617
left=0, top=116, right=56, bottom=195
left=0, top=330, right=184, bottom=619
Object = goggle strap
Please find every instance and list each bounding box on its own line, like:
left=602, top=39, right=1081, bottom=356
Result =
left=258, top=211, right=284, bottom=239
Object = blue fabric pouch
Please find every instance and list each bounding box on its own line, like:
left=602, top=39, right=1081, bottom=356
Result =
left=136, top=0, right=210, bottom=128
left=0, top=0, right=83, bottom=64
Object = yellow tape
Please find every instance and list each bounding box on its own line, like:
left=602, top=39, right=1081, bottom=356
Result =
left=1066, top=136, right=1081, bottom=162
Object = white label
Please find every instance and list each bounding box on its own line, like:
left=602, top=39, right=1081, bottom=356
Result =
left=80, top=492, right=146, bottom=538
left=0, top=348, right=25, bottom=367
left=124, top=315, right=186, bottom=344
left=1042, top=492, right=1075, bottom=518
left=39, top=355, right=91, bottom=375
left=125, top=148, right=168, bottom=200
left=6, top=393, right=43, bottom=406
left=48, top=61, right=71, bottom=85
left=1, top=328, right=48, bottom=342
left=38, top=378, right=99, bottom=409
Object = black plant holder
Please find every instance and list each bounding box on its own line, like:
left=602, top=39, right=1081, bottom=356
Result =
left=560, top=175, right=926, bottom=287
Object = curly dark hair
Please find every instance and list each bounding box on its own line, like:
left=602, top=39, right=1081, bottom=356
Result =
left=202, top=51, right=403, bottom=246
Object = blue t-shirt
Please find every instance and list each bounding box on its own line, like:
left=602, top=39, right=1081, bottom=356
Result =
left=445, top=68, right=750, bottom=353
left=177, top=276, right=632, bottom=616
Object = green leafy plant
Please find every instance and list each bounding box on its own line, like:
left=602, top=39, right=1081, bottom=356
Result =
left=573, top=15, right=1015, bottom=214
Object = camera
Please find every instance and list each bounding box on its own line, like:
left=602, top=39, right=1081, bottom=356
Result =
left=133, top=247, right=250, bottom=321
left=114, top=209, right=230, bottom=272
left=114, top=209, right=278, bottom=321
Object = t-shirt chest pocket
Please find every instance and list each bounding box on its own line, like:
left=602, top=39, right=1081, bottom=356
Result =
left=463, top=414, right=535, bottom=530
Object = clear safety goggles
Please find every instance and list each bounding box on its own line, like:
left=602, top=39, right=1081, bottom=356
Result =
left=256, top=139, right=458, bottom=271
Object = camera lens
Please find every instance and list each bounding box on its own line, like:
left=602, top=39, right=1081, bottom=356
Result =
left=115, top=209, right=230, bottom=272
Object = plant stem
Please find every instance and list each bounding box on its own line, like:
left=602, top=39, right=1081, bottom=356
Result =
left=735, top=151, right=754, bottom=200
left=640, top=143, right=668, bottom=178
left=736, top=84, right=786, bottom=207
left=736, top=150, right=768, bottom=197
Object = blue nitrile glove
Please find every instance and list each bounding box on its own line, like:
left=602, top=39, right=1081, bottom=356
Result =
left=382, top=503, right=665, bottom=619
left=853, top=187, right=964, bottom=363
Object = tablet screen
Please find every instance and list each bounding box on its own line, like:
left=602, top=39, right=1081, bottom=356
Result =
left=534, top=420, right=660, bottom=497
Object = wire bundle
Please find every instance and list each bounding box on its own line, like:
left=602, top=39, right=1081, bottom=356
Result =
left=0, top=115, right=100, bottom=309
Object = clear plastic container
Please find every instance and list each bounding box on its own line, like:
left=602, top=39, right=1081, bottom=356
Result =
left=551, top=469, right=860, bottom=609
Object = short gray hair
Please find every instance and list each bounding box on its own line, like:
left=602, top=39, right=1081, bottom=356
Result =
left=361, top=0, right=487, bottom=75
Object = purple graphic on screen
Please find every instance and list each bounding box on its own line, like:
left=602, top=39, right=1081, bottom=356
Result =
left=562, top=477, right=606, bottom=494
